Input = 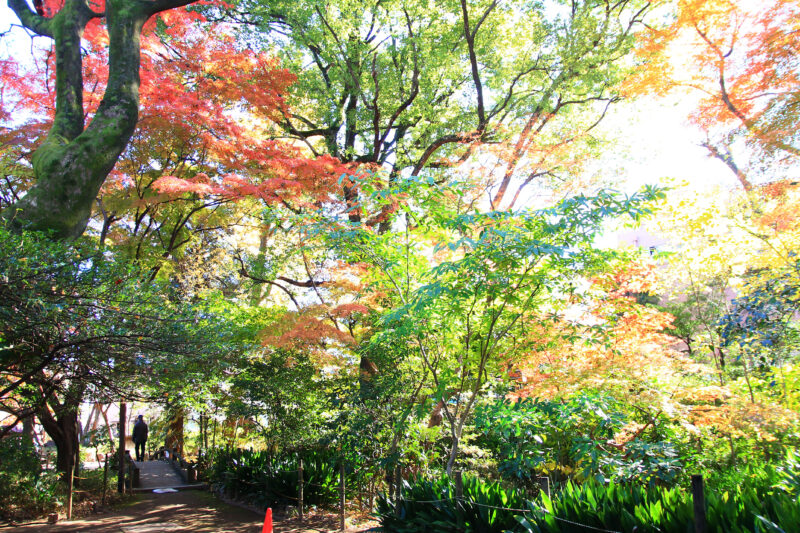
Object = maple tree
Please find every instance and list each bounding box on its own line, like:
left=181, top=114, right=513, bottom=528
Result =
left=512, top=261, right=690, bottom=399
left=509, top=259, right=799, bottom=478
left=0, top=0, right=209, bottom=238
left=2, top=0, right=348, bottom=290
left=87, top=10, right=345, bottom=282
left=631, top=0, right=800, bottom=189
left=641, top=177, right=800, bottom=399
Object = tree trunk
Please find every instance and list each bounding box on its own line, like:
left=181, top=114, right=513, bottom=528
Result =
left=22, top=416, right=35, bottom=444
left=3, top=0, right=200, bottom=239
left=118, top=401, right=127, bottom=492
left=445, top=428, right=460, bottom=476
left=37, top=405, right=80, bottom=482
left=165, top=406, right=185, bottom=455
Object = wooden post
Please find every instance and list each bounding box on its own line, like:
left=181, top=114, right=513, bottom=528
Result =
left=394, top=464, right=402, bottom=503
left=538, top=476, right=551, bottom=498
left=118, top=402, right=127, bottom=493
left=369, top=476, right=374, bottom=512
left=102, top=455, right=109, bottom=506
left=692, top=475, right=707, bottom=533
left=74, top=432, right=81, bottom=490
left=339, top=462, right=346, bottom=532
left=66, top=457, right=74, bottom=520
left=394, top=464, right=402, bottom=518
left=298, top=459, right=304, bottom=522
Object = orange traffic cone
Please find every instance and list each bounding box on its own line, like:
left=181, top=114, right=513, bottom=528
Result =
left=261, top=507, right=272, bottom=533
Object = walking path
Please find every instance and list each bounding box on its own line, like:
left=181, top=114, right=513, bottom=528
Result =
left=135, top=460, right=188, bottom=491
left=1, top=460, right=378, bottom=532
left=1, top=491, right=364, bottom=532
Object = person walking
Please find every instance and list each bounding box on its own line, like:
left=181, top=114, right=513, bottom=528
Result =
left=132, top=415, right=148, bottom=462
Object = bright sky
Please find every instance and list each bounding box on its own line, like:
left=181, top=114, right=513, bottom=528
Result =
left=1, top=6, right=40, bottom=56
left=590, top=95, right=739, bottom=194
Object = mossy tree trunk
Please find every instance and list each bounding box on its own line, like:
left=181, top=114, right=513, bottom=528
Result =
left=3, top=0, right=199, bottom=239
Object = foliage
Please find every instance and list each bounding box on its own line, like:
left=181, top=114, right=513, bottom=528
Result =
left=377, top=471, right=800, bottom=533
left=0, top=434, right=60, bottom=521
left=1, top=0, right=227, bottom=238
left=0, top=226, right=229, bottom=403
left=719, top=258, right=800, bottom=369
left=208, top=448, right=340, bottom=507
left=229, top=0, right=653, bottom=208
left=1, top=0, right=799, bottom=525
left=521, top=477, right=800, bottom=533
left=775, top=448, right=800, bottom=496
left=0, top=225, right=237, bottom=475
left=225, top=348, right=335, bottom=450
left=313, top=172, right=666, bottom=472
left=475, top=393, right=682, bottom=487
left=376, top=474, right=529, bottom=533
left=630, top=0, right=800, bottom=187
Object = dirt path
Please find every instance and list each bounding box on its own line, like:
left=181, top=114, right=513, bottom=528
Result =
left=1, top=491, right=379, bottom=533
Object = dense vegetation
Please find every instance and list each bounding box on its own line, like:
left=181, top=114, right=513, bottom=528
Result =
left=1, top=0, right=798, bottom=529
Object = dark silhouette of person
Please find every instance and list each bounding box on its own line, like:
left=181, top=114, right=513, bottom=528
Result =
left=132, top=415, right=148, bottom=462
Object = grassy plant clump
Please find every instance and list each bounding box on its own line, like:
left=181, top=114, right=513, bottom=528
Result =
left=376, top=464, right=800, bottom=533
left=208, top=448, right=340, bottom=507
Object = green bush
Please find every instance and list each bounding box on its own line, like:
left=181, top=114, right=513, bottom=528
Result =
left=0, top=434, right=61, bottom=521
left=474, top=393, right=682, bottom=487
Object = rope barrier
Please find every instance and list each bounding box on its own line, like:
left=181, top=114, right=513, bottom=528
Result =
left=466, top=501, right=531, bottom=514
left=545, top=514, right=622, bottom=533
left=393, top=495, right=623, bottom=533
left=220, top=468, right=623, bottom=533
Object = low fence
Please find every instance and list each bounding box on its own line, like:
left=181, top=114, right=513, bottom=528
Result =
left=214, top=464, right=715, bottom=533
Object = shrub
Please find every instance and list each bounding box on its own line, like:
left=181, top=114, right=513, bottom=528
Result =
left=0, top=434, right=61, bottom=521
left=474, top=393, right=682, bottom=487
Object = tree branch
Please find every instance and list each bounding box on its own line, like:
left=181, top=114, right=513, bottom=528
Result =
left=7, top=0, right=53, bottom=37
left=141, top=0, right=199, bottom=15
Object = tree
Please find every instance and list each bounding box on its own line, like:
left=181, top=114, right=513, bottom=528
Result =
left=224, top=0, right=652, bottom=211
left=3, top=0, right=347, bottom=294
left=315, top=174, right=664, bottom=473
left=641, top=178, right=800, bottom=395
left=0, top=227, right=230, bottom=477
left=513, top=261, right=691, bottom=397
left=2, top=0, right=206, bottom=239
left=151, top=0, right=656, bottom=404
left=631, top=0, right=800, bottom=189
